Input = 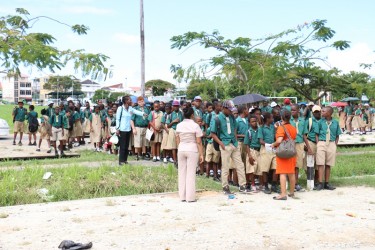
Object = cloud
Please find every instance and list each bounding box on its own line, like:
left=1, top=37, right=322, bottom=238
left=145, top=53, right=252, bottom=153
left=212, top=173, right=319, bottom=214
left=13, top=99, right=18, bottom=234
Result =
left=327, top=42, right=375, bottom=75
left=112, top=33, right=139, bottom=45
left=63, top=6, right=113, bottom=15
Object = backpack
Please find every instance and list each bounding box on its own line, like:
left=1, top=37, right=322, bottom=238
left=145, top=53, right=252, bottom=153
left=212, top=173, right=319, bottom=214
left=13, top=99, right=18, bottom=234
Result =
left=275, top=124, right=296, bottom=159
left=213, top=117, right=221, bottom=151
left=68, top=115, right=74, bottom=131
left=28, top=113, right=39, bottom=133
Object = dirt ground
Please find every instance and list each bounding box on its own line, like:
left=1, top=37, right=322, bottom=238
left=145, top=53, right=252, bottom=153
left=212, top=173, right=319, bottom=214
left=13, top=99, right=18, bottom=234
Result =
left=0, top=187, right=374, bottom=250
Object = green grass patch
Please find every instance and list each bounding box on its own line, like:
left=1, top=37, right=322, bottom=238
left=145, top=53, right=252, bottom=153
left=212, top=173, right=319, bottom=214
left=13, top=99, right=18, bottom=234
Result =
left=337, top=145, right=375, bottom=153
left=0, top=104, right=45, bottom=133
left=334, top=154, right=375, bottom=177
left=0, top=164, right=222, bottom=206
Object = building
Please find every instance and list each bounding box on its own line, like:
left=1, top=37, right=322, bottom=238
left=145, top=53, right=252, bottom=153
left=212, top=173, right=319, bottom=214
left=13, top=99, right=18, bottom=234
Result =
left=80, top=79, right=102, bottom=100
left=32, top=76, right=50, bottom=103
left=1, top=74, right=32, bottom=103
left=103, top=83, right=150, bottom=97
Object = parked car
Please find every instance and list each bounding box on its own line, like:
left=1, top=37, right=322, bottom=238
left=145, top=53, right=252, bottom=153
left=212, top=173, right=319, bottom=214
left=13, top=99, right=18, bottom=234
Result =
left=0, top=119, right=10, bottom=136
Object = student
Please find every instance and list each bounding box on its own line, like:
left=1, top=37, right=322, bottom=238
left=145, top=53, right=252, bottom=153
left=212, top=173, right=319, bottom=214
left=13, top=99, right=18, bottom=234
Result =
left=131, top=96, right=151, bottom=160
left=46, top=101, right=54, bottom=117
left=315, top=106, right=341, bottom=191
left=62, top=109, right=73, bottom=154
left=161, top=103, right=177, bottom=163
left=290, top=104, right=306, bottom=192
left=210, top=100, right=250, bottom=194
left=205, top=102, right=221, bottom=181
left=193, top=96, right=204, bottom=122
left=82, top=102, right=92, bottom=138
left=352, top=104, right=361, bottom=132
left=244, top=115, right=261, bottom=192
left=90, top=105, right=103, bottom=152
left=105, top=109, right=118, bottom=155
left=194, top=116, right=206, bottom=175
left=258, top=112, right=277, bottom=194
left=344, top=101, right=354, bottom=134
left=27, top=105, right=39, bottom=146
left=235, top=105, right=249, bottom=185
left=49, top=107, right=64, bottom=156
left=148, top=101, right=164, bottom=162
left=360, top=107, right=368, bottom=135
left=73, top=106, right=83, bottom=147
left=303, top=105, right=322, bottom=186
left=12, top=101, right=27, bottom=146
left=37, top=109, right=52, bottom=153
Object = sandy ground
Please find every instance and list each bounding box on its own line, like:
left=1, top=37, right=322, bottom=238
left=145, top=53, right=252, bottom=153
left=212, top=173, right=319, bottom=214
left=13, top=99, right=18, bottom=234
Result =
left=0, top=187, right=374, bottom=250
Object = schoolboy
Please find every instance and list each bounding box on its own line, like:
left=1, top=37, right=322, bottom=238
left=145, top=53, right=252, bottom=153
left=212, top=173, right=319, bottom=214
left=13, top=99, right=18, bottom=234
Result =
left=12, top=101, right=27, bottom=146
left=290, top=104, right=306, bottom=191
left=49, top=107, right=64, bottom=156
left=131, top=96, right=151, bottom=160
left=244, top=115, right=261, bottom=192
left=27, top=105, right=38, bottom=146
left=148, top=101, right=164, bottom=162
left=161, top=103, right=177, bottom=163
left=211, top=100, right=249, bottom=194
left=315, top=106, right=341, bottom=191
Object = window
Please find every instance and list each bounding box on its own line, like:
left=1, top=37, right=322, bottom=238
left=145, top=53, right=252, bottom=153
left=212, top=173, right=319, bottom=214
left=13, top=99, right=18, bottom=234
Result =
left=20, top=90, right=26, bottom=95
left=14, top=83, right=18, bottom=90
left=26, top=90, right=31, bottom=95
left=26, top=83, right=31, bottom=88
left=20, top=83, right=26, bottom=87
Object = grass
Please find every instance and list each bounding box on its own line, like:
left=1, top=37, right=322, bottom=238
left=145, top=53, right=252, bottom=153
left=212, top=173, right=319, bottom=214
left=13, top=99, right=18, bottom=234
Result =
left=0, top=163, right=222, bottom=206
left=0, top=104, right=44, bottom=133
left=337, top=145, right=375, bottom=153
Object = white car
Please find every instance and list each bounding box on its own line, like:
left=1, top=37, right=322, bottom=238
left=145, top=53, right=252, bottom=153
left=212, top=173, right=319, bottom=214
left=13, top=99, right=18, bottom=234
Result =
left=0, top=119, right=10, bottom=136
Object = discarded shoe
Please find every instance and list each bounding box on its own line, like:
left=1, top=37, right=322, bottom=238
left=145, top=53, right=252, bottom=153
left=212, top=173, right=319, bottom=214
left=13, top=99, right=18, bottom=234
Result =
left=58, top=240, right=93, bottom=250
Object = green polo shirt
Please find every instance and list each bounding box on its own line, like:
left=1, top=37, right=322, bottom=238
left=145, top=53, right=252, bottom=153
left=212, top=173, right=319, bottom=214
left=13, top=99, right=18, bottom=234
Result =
left=290, top=117, right=305, bottom=143
left=148, top=110, right=163, bottom=122
left=59, top=110, right=66, bottom=116
left=89, top=112, right=105, bottom=122
left=161, top=112, right=172, bottom=126
left=303, top=117, right=320, bottom=143
left=47, top=107, right=54, bottom=117
left=344, top=105, right=353, bottom=115
left=315, top=118, right=342, bottom=141
left=13, top=107, right=27, bottom=122
left=26, top=111, right=38, bottom=123
left=170, top=110, right=183, bottom=130
left=206, top=127, right=213, bottom=144
left=244, top=126, right=261, bottom=149
left=50, top=114, right=63, bottom=128
left=261, top=106, right=273, bottom=114
left=236, top=117, right=248, bottom=142
left=73, top=112, right=80, bottom=122
left=132, top=106, right=150, bottom=127
left=83, top=108, right=91, bottom=120
left=193, top=107, right=203, bottom=118
left=210, top=113, right=238, bottom=147
left=207, top=112, right=221, bottom=128
left=354, top=109, right=361, bottom=115
left=62, top=115, right=70, bottom=129
left=362, top=113, right=368, bottom=122
left=258, top=124, right=275, bottom=144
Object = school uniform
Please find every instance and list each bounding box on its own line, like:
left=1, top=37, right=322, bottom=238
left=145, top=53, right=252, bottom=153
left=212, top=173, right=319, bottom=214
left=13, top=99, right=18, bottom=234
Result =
left=236, top=116, right=249, bottom=170
left=161, top=112, right=178, bottom=150
left=82, top=108, right=92, bottom=134
left=210, top=113, right=246, bottom=188
left=315, top=118, right=341, bottom=166
left=89, top=112, right=103, bottom=144
left=193, top=107, right=203, bottom=119
left=62, top=115, right=71, bottom=141
left=148, top=110, right=164, bottom=144
left=258, top=124, right=276, bottom=172
left=261, top=106, right=273, bottom=114
left=39, top=115, right=51, bottom=140
left=352, top=109, right=361, bottom=130
left=73, top=111, right=83, bottom=138
left=132, top=106, right=150, bottom=148
left=244, top=126, right=261, bottom=175
left=344, top=105, right=354, bottom=131
left=176, top=119, right=203, bottom=202
left=12, top=107, right=27, bottom=133
left=303, top=117, right=320, bottom=169
left=26, top=110, right=38, bottom=134
left=290, top=117, right=306, bottom=169
left=46, top=107, right=54, bottom=118
left=205, top=127, right=220, bottom=163
left=49, top=114, right=63, bottom=142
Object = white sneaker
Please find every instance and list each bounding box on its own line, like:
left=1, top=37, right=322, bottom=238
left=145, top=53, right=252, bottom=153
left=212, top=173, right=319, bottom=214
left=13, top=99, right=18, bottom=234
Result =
left=163, top=158, right=168, bottom=163
left=74, top=142, right=80, bottom=147
left=156, top=156, right=161, bottom=161
left=209, top=170, right=214, bottom=177
left=168, top=158, right=175, bottom=163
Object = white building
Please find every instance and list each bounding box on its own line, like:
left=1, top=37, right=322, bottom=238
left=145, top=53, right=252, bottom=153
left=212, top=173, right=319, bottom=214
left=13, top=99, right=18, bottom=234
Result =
left=80, top=79, right=102, bottom=100
left=1, top=74, right=32, bottom=103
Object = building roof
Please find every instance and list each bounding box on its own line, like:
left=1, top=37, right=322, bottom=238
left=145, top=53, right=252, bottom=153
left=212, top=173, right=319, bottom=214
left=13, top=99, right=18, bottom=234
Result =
left=80, top=79, right=100, bottom=85
left=106, top=83, right=123, bottom=89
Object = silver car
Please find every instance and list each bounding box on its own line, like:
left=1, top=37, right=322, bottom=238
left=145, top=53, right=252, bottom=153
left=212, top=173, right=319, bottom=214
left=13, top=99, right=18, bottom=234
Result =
left=0, top=119, right=10, bottom=136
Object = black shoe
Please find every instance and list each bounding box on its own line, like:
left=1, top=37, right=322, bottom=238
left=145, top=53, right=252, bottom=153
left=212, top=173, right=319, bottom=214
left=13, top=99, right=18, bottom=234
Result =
left=60, top=151, right=66, bottom=157
left=28, top=142, right=32, bottom=146
left=223, top=185, right=232, bottom=195
left=239, top=185, right=251, bottom=193
left=295, top=184, right=305, bottom=192
left=314, top=183, right=324, bottom=191
left=119, top=162, right=125, bottom=166
left=47, top=149, right=52, bottom=153
left=324, top=183, right=336, bottom=190
left=136, top=155, right=140, bottom=161
left=32, top=142, right=37, bottom=146
left=264, top=186, right=272, bottom=194
left=13, top=141, right=16, bottom=145
left=36, top=148, right=41, bottom=152
left=271, top=185, right=279, bottom=193
left=213, top=177, right=221, bottom=182
left=228, top=180, right=234, bottom=186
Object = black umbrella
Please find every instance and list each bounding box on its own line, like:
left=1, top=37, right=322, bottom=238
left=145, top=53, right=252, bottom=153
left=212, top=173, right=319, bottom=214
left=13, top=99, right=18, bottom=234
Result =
left=232, top=94, right=268, bottom=105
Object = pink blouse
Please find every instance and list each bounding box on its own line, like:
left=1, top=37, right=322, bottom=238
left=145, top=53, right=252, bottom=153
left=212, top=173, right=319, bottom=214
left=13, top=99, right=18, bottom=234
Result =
left=176, top=119, right=203, bottom=152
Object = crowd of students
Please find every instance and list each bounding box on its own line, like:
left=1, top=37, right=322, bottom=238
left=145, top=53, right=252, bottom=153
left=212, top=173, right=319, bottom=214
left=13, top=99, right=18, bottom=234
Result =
left=12, top=96, right=364, bottom=198
left=339, top=102, right=375, bottom=135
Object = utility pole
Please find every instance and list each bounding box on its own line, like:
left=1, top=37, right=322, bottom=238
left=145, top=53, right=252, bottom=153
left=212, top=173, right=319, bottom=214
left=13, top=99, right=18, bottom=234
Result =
left=140, top=0, right=145, bottom=97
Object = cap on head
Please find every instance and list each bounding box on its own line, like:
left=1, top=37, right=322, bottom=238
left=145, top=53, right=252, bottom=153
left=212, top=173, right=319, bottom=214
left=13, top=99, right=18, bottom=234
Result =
left=284, top=98, right=291, bottom=105
left=312, top=105, right=321, bottom=112
left=270, top=101, right=277, bottom=108
left=222, top=100, right=235, bottom=111
left=48, top=101, right=54, bottom=106
left=308, top=101, right=314, bottom=106
left=172, top=100, right=180, bottom=106
left=194, top=96, right=202, bottom=101
left=18, top=100, right=23, bottom=104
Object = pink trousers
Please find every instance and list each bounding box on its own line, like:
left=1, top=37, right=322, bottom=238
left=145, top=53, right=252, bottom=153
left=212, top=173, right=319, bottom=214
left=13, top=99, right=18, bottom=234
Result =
left=178, top=151, right=198, bottom=202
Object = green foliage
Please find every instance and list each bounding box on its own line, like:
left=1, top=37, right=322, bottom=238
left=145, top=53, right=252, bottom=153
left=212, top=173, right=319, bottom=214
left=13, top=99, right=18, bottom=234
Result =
left=92, top=90, right=129, bottom=102
left=43, top=75, right=81, bottom=93
left=145, top=79, right=175, bottom=96
left=170, top=20, right=351, bottom=100
left=186, top=78, right=225, bottom=100
left=0, top=8, right=111, bottom=80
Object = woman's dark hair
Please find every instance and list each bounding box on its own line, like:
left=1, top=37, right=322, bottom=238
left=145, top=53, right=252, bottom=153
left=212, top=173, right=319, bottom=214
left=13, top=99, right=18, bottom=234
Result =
left=122, top=95, right=131, bottom=104
left=206, top=102, right=213, bottom=108
left=262, top=112, right=272, bottom=123
left=282, top=110, right=291, bottom=122
left=248, top=114, right=257, bottom=121
left=182, top=107, right=194, bottom=119
left=41, top=108, right=47, bottom=115
left=186, top=102, right=192, bottom=108
left=238, top=105, right=246, bottom=114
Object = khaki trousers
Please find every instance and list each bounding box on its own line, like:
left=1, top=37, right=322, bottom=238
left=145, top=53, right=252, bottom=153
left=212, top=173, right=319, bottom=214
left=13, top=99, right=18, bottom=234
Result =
left=178, top=151, right=198, bottom=202
left=220, top=143, right=246, bottom=187
left=346, top=115, right=354, bottom=131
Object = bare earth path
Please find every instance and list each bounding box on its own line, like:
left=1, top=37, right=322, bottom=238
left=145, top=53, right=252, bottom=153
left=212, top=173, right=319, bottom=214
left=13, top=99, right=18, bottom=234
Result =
left=0, top=187, right=374, bottom=250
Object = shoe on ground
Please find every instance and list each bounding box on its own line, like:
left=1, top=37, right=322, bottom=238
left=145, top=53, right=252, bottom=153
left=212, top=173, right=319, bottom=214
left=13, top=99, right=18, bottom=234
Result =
left=223, top=185, right=232, bottom=195
left=74, top=142, right=80, bottom=147
left=213, top=177, right=221, bottom=182
left=13, top=141, right=16, bottom=145
left=251, top=185, right=257, bottom=192
left=47, top=149, right=52, bottom=153
left=209, top=170, right=214, bottom=177
left=239, top=185, right=251, bottom=193
left=264, top=186, right=272, bottom=194
left=36, top=148, right=41, bottom=152
left=295, top=184, right=305, bottom=192
left=28, top=142, right=32, bottom=146
left=156, top=156, right=161, bottom=161
left=168, top=158, right=175, bottom=163
left=163, top=158, right=168, bottom=163
left=314, top=183, right=324, bottom=191
left=324, top=183, right=336, bottom=190
left=32, top=142, right=37, bottom=146
left=152, top=157, right=157, bottom=162
left=271, top=185, right=280, bottom=193
left=18, top=141, right=22, bottom=146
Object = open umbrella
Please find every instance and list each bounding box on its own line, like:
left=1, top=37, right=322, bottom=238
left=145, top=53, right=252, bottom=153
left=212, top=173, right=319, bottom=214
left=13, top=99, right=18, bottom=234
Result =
left=232, top=94, right=268, bottom=105
left=330, top=102, right=348, bottom=107
left=341, top=97, right=360, bottom=102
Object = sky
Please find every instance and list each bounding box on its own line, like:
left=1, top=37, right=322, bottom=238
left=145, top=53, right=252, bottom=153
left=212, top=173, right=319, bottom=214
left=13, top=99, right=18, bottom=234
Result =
left=1, top=0, right=375, bottom=87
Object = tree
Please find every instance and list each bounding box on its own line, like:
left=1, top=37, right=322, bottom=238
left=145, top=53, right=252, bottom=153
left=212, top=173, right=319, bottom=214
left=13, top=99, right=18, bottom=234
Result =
left=170, top=20, right=350, bottom=100
left=92, top=89, right=129, bottom=102
left=0, top=8, right=111, bottom=79
left=145, top=79, right=175, bottom=96
left=43, top=75, right=81, bottom=93
left=186, top=78, right=225, bottom=100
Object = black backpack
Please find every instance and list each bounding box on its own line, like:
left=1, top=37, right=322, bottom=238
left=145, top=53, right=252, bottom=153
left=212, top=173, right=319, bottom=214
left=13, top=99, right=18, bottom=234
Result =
left=28, top=114, right=39, bottom=133
left=68, top=115, right=74, bottom=131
